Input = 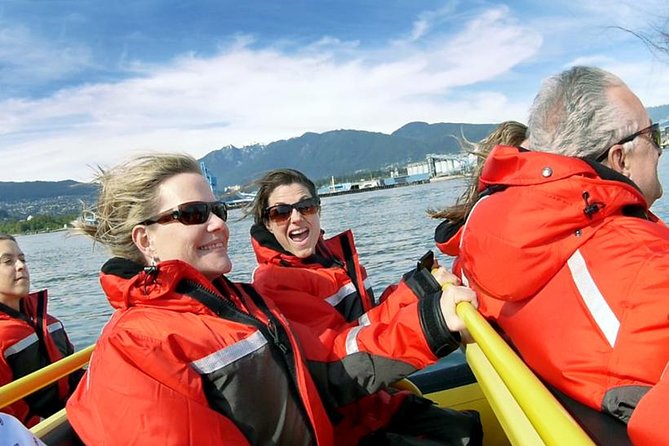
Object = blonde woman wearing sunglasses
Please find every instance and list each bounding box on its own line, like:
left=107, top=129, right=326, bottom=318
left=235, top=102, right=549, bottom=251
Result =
left=248, top=168, right=482, bottom=446
left=66, top=153, right=372, bottom=446
left=66, top=153, right=477, bottom=446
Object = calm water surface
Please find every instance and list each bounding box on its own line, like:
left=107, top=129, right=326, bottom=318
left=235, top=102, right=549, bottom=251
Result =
left=17, top=154, right=669, bottom=348
left=16, top=178, right=468, bottom=348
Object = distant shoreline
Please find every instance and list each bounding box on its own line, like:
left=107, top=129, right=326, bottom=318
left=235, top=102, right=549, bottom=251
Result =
left=225, top=173, right=464, bottom=210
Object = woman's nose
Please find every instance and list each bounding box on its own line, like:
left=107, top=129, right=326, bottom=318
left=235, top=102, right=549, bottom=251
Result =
left=208, top=212, right=228, bottom=230
left=290, top=208, right=304, bottom=222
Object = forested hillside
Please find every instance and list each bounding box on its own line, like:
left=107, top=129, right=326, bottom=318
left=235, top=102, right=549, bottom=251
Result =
left=0, top=181, right=97, bottom=202
left=200, top=122, right=496, bottom=186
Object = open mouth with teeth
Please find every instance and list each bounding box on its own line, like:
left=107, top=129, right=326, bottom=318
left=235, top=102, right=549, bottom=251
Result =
left=289, top=227, right=309, bottom=243
left=199, top=242, right=226, bottom=251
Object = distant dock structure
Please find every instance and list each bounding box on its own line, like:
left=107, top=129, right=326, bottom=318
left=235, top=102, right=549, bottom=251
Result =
left=316, top=152, right=473, bottom=197
left=407, top=153, right=474, bottom=178
left=200, top=162, right=218, bottom=193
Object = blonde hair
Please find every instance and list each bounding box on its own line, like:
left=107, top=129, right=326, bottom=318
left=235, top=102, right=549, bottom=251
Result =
left=72, top=153, right=202, bottom=264
left=430, top=121, right=527, bottom=222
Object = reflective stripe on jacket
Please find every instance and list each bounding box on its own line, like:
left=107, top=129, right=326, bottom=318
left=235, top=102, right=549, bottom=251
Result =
left=251, top=224, right=459, bottom=444
left=66, top=257, right=334, bottom=446
left=436, top=145, right=669, bottom=429
left=0, top=290, right=76, bottom=426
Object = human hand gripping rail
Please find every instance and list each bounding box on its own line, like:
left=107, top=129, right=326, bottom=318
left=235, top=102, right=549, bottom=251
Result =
left=418, top=249, right=477, bottom=339
left=422, top=250, right=595, bottom=446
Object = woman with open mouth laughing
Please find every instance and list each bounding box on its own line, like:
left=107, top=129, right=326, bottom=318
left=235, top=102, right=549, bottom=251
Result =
left=248, top=168, right=483, bottom=446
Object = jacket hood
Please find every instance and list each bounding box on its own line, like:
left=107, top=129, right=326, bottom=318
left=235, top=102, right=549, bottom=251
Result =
left=456, top=145, right=650, bottom=301
left=250, top=223, right=344, bottom=269
left=99, top=257, right=226, bottom=313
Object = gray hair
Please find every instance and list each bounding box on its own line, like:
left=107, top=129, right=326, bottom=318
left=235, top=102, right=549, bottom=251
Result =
left=527, top=66, right=639, bottom=159
left=72, top=153, right=202, bottom=264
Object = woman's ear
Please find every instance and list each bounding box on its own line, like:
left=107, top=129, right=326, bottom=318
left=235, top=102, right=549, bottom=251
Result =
left=132, top=225, right=154, bottom=260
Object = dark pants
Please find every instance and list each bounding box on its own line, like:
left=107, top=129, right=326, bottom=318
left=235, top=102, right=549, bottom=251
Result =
left=359, top=394, right=483, bottom=446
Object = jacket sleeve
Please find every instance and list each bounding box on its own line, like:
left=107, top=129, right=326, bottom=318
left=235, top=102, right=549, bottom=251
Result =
left=254, top=264, right=460, bottom=408
left=628, top=371, right=669, bottom=445
left=333, top=290, right=459, bottom=366
left=66, top=331, right=251, bottom=446
left=0, top=357, right=30, bottom=425
left=363, top=267, right=442, bottom=325
left=300, top=299, right=459, bottom=408
left=349, top=267, right=461, bottom=358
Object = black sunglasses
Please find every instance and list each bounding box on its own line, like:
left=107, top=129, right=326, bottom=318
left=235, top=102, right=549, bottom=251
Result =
left=142, top=201, right=228, bottom=226
left=264, top=197, right=320, bottom=223
left=595, top=123, right=662, bottom=162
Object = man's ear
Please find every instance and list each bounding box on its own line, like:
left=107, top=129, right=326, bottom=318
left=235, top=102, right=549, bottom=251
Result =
left=132, top=225, right=154, bottom=259
left=606, top=144, right=628, bottom=175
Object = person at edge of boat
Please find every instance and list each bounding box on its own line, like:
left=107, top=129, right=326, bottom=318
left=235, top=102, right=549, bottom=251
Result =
left=65, top=152, right=477, bottom=446
left=0, top=413, right=46, bottom=445
left=247, top=168, right=483, bottom=446
left=0, top=233, right=82, bottom=427
left=432, top=65, right=668, bottom=445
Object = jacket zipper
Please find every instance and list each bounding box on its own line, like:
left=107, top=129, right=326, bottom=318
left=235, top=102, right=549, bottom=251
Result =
left=181, top=279, right=316, bottom=443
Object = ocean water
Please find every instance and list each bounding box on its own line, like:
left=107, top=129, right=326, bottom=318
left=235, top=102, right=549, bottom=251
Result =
left=16, top=153, right=669, bottom=349
left=16, top=178, right=468, bottom=348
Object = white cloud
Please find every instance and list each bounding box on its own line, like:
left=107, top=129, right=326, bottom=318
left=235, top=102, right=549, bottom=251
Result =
left=0, top=24, right=92, bottom=89
left=572, top=0, right=665, bottom=29
left=410, top=19, right=431, bottom=42
left=0, top=5, right=545, bottom=182
left=407, top=1, right=458, bottom=42
left=564, top=54, right=669, bottom=107
left=2, top=1, right=667, bottom=182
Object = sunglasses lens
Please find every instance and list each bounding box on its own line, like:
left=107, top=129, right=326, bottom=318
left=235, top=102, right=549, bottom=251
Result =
left=211, top=202, right=228, bottom=222
left=295, top=199, right=319, bottom=215
left=266, top=198, right=320, bottom=223
left=652, top=126, right=662, bottom=148
left=268, top=205, right=293, bottom=223
left=178, top=203, right=209, bottom=225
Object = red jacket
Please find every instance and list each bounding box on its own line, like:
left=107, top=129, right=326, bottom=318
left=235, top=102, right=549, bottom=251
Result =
left=628, top=365, right=669, bottom=445
left=0, top=290, right=77, bottom=427
left=436, top=145, right=669, bottom=440
left=251, top=225, right=460, bottom=444
left=67, top=257, right=335, bottom=446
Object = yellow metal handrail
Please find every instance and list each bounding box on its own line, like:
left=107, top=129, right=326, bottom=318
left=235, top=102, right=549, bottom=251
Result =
left=0, top=344, right=95, bottom=410
left=0, top=301, right=595, bottom=446
left=456, top=302, right=594, bottom=446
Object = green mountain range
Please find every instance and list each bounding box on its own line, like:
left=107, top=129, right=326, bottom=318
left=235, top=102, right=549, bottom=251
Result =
left=200, top=105, right=669, bottom=187
left=200, top=122, right=496, bottom=187
left=1, top=106, right=668, bottom=208
left=0, top=121, right=496, bottom=214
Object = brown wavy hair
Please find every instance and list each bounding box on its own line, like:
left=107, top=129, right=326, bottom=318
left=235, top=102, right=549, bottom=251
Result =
left=245, top=168, right=318, bottom=225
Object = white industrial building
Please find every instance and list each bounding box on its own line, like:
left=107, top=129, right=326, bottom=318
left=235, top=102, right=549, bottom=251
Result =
left=406, top=153, right=475, bottom=178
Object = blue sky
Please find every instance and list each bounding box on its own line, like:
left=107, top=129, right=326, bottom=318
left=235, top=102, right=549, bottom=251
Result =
left=1, top=0, right=668, bottom=182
